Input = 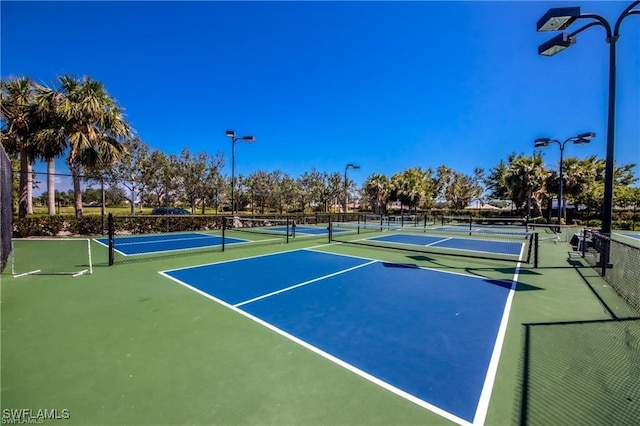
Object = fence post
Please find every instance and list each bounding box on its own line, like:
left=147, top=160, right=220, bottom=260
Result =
left=108, top=213, right=114, bottom=266
left=221, top=217, right=226, bottom=252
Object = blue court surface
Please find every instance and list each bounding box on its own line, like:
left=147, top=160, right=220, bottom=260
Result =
left=295, top=225, right=331, bottom=235
left=160, top=249, right=516, bottom=424
left=367, top=233, right=524, bottom=257
left=615, top=232, right=640, bottom=241
left=94, top=232, right=247, bottom=256
left=434, top=225, right=528, bottom=236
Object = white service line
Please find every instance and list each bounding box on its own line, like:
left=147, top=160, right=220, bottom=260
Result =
left=234, top=260, right=377, bottom=307
left=425, top=237, right=452, bottom=247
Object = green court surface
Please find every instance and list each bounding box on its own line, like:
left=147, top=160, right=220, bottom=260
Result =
left=1, top=235, right=638, bottom=425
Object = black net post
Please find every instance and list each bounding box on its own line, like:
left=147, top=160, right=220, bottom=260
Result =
left=534, top=232, right=539, bottom=268
left=601, top=238, right=609, bottom=278
left=222, top=217, right=226, bottom=252
left=108, top=213, right=115, bottom=266
left=328, top=221, right=333, bottom=242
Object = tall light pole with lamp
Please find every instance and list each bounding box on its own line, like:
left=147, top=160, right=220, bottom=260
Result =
left=225, top=130, right=255, bottom=216
left=536, top=2, right=640, bottom=236
left=344, top=163, right=360, bottom=220
left=534, top=132, right=595, bottom=224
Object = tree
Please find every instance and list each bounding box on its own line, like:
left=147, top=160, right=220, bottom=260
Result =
left=1, top=77, right=37, bottom=218
left=31, top=83, right=68, bottom=215
left=101, top=137, right=150, bottom=215
left=144, top=150, right=171, bottom=207
left=55, top=75, right=131, bottom=217
left=484, top=160, right=509, bottom=202
left=503, top=153, right=549, bottom=216
left=391, top=168, right=431, bottom=213
left=297, top=168, right=323, bottom=212
left=319, top=172, right=343, bottom=213
left=270, top=172, right=297, bottom=214
left=245, top=170, right=271, bottom=213
left=363, top=174, right=391, bottom=214
left=442, top=168, right=484, bottom=210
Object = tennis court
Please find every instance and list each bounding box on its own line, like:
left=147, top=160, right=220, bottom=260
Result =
left=433, top=225, right=529, bottom=236
left=365, top=232, right=525, bottom=258
left=94, top=232, right=247, bottom=256
left=3, top=219, right=639, bottom=425
left=161, top=249, right=516, bottom=425
left=615, top=231, right=640, bottom=244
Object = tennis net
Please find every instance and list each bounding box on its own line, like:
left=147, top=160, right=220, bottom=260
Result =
left=222, top=217, right=294, bottom=248
left=330, top=221, right=537, bottom=264
left=443, top=215, right=528, bottom=228
left=361, top=214, right=435, bottom=228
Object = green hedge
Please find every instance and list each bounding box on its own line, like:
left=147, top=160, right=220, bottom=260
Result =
left=13, top=212, right=637, bottom=237
left=13, top=215, right=103, bottom=237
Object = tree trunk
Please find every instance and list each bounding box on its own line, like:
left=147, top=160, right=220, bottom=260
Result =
left=130, top=184, right=135, bottom=215
left=47, top=159, right=56, bottom=215
left=71, top=162, right=83, bottom=218
left=26, top=163, right=34, bottom=214
left=18, top=145, right=28, bottom=218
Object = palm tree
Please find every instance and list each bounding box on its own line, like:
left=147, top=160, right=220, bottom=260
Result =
left=504, top=153, right=549, bottom=217
left=363, top=174, right=391, bottom=214
left=55, top=75, right=131, bottom=217
left=391, top=168, right=428, bottom=213
left=31, top=83, right=68, bottom=215
left=0, top=77, right=37, bottom=218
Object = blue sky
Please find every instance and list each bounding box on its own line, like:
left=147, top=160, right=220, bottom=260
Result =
left=2, top=1, right=639, bottom=190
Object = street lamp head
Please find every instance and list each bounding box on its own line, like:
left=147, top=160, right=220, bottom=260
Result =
left=573, top=137, right=591, bottom=145
left=534, top=138, right=551, bottom=148
left=576, top=132, right=595, bottom=141
left=536, top=7, right=581, bottom=32
left=241, top=135, right=255, bottom=142
left=346, top=164, right=360, bottom=170
left=538, top=33, right=575, bottom=56
left=225, top=130, right=236, bottom=138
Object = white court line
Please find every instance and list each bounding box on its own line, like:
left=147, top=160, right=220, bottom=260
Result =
left=158, top=270, right=472, bottom=426
left=234, top=260, right=377, bottom=307
left=425, top=237, right=452, bottom=247
left=472, top=241, right=525, bottom=425
left=615, top=232, right=640, bottom=242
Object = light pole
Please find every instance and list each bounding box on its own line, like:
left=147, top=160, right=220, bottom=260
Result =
left=225, top=130, right=255, bottom=216
left=534, top=133, right=594, bottom=224
left=344, top=163, right=360, bottom=220
left=536, top=2, right=640, bottom=235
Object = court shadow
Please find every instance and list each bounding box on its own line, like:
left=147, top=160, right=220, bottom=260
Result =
left=405, top=255, right=543, bottom=291
left=381, top=262, right=420, bottom=269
